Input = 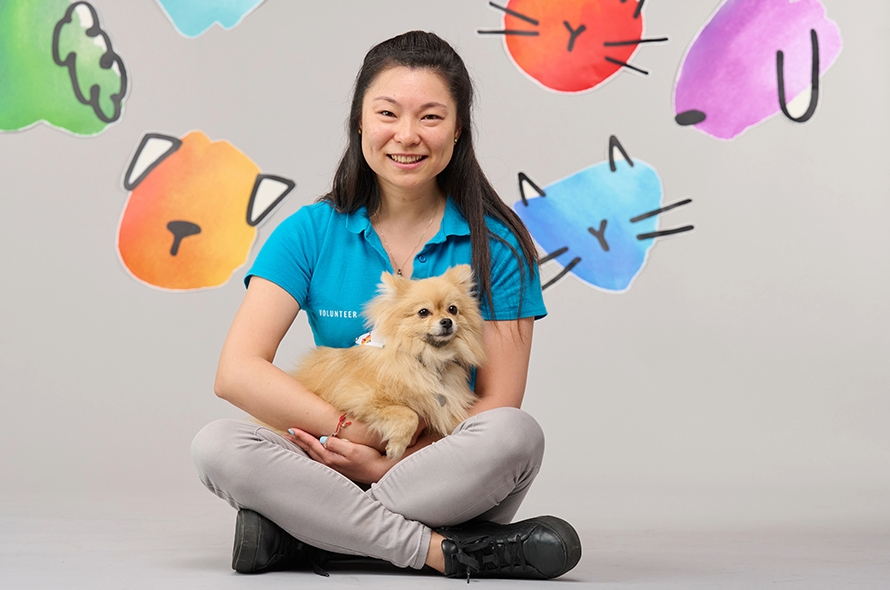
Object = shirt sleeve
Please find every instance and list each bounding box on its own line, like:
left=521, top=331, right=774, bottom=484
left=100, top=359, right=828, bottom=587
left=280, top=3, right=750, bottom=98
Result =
left=482, top=220, right=547, bottom=321
left=244, top=204, right=322, bottom=308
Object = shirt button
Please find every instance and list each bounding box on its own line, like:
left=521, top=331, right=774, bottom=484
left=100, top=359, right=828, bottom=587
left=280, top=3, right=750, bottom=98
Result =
left=418, top=255, right=427, bottom=263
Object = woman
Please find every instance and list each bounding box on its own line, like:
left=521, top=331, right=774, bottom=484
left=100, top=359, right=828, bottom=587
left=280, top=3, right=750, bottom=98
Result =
left=191, top=30, right=581, bottom=580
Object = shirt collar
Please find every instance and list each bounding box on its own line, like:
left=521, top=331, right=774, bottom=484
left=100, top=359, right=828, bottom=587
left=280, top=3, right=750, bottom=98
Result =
left=345, top=196, right=470, bottom=241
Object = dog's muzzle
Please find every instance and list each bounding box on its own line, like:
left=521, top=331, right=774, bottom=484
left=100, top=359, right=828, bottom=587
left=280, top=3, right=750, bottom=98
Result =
left=425, top=319, right=455, bottom=347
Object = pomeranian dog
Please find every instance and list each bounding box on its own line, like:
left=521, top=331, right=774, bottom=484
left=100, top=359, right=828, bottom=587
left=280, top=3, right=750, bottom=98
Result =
left=289, top=264, right=486, bottom=460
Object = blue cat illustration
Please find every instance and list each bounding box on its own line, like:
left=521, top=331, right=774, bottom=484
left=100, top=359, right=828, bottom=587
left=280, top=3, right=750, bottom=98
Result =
left=514, top=136, right=693, bottom=292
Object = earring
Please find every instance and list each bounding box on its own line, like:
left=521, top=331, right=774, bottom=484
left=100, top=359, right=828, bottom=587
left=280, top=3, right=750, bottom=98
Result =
left=454, top=137, right=458, bottom=144
left=358, top=129, right=362, bottom=135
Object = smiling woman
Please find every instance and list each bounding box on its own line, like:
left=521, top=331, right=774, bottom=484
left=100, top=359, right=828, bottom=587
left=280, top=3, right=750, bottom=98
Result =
left=191, top=30, right=581, bottom=581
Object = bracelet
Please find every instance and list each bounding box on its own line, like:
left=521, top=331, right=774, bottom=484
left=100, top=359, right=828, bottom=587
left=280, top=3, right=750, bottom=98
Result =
left=331, top=413, right=352, bottom=438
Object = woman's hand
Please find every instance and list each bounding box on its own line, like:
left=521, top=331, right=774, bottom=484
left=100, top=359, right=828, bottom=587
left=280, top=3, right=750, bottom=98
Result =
left=285, top=428, right=393, bottom=484
left=285, top=420, right=437, bottom=484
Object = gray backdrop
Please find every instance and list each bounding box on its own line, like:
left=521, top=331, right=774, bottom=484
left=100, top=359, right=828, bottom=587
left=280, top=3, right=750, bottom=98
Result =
left=1, top=0, right=887, bottom=532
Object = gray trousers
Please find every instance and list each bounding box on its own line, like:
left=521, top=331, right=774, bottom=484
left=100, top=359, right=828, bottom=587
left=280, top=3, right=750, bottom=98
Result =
left=191, top=407, right=545, bottom=570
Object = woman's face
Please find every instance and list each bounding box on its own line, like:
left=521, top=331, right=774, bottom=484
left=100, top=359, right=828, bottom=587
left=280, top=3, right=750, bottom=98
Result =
left=360, top=66, right=461, bottom=200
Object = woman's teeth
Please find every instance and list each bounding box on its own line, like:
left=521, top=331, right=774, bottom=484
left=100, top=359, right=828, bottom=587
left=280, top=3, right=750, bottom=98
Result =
left=389, top=155, right=424, bottom=164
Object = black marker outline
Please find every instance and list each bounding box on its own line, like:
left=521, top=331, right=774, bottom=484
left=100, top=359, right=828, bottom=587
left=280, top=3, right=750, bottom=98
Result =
left=631, top=198, right=693, bottom=223
left=564, top=21, right=587, bottom=52
left=587, top=220, right=610, bottom=252
left=517, top=172, right=546, bottom=206
left=605, top=37, right=669, bottom=47
left=123, top=133, right=183, bottom=191
left=487, top=1, right=539, bottom=26
left=247, top=174, right=296, bottom=227
left=777, top=29, right=820, bottom=123
left=539, top=247, right=581, bottom=291
left=637, top=226, right=695, bottom=240
left=477, top=30, right=539, bottom=36
left=609, top=135, right=634, bottom=172
left=51, top=1, right=128, bottom=124
left=604, top=56, right=649, bottom=75
left=167, top=221, right=201, bottom=257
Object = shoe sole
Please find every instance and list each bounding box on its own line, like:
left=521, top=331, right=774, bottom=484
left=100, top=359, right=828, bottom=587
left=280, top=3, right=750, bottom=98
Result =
left=232, top=509, right=264, bottom=573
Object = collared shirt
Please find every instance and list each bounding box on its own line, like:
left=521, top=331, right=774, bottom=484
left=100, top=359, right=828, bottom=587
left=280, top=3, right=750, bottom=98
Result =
left=246, top=197, right=547, bottom=348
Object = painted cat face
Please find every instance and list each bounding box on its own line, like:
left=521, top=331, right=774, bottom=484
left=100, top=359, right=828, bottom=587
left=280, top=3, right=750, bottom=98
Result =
left=513, top=137, right=693, bottom=292
left=674, top=0, right=842, bottom=140
left=117, top=131, right=294, bottom=291
left=478, top=0, right=666, bottom=93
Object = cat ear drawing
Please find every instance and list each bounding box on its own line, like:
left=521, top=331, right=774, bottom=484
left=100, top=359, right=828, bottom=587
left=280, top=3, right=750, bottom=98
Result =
left=123, top=133, right=183, bottom=190
left=515, top=136, right=693, bottom=292
left=248, top=175, right=295, bottom=227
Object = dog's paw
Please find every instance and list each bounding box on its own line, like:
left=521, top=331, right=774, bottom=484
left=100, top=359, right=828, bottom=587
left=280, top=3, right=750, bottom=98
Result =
left=384, top=438, right=409, bottom=461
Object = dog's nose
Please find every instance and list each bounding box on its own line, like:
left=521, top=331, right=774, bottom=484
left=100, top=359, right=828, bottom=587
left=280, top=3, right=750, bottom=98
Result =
left=167, top=220, right=201, bottom=256
left=440, top=318, right=453, bottom=330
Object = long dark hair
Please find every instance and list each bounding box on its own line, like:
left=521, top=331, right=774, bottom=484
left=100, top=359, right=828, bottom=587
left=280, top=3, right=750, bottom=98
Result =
left=321, top=30, right=538, bottom=316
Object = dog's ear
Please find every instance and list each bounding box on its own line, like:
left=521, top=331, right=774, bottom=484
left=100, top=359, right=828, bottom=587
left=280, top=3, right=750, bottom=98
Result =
left=443, top=264, right=475, bottom=293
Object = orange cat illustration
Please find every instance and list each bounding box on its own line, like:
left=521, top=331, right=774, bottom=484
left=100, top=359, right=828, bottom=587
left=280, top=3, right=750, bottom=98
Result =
left=118, top=131, right=294, bottom=290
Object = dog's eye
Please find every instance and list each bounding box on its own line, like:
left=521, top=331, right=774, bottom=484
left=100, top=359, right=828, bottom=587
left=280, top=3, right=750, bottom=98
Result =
left=448, top=305, right=458, bottom=315
left=418, top=309, right=431, bottom=318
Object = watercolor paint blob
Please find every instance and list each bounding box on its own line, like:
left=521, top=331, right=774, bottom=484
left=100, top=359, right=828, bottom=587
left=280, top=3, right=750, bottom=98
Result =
left=514, top=137, right=693, bottom=292
left=0, top=0, right=127, bottom=135
left=674, top=0, right=842, bottom=140
left=118, top=131, right=294, bottom=291
left=479, top=0, right=666, bottom=93
left=156, top=0, right=265, bottom=37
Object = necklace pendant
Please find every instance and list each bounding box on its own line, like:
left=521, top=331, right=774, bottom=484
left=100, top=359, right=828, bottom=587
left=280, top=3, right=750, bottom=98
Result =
left=397, top=269, right=402, bottom=276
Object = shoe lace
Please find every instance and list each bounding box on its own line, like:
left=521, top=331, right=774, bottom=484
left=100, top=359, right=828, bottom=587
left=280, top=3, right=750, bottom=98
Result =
left=451, top=533, right=527, bottom=582
left=308, top=548, right=331, bottom=577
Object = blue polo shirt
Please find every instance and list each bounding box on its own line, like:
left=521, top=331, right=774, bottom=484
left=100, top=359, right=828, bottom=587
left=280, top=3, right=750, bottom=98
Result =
left=246, top=197, right=547, bottom=348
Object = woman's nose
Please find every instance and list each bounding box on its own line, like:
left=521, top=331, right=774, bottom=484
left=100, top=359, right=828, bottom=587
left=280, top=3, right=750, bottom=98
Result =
left=394, top=118, right=420, bottom=145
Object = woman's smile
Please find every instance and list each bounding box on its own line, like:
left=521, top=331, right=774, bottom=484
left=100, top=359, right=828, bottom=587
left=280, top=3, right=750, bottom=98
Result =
left=388, top=154, right=427, bottom=165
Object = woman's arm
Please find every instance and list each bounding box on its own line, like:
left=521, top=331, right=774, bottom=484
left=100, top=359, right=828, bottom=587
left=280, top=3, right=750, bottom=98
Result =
left=214, top=277, right=383, bottom=449
left=470, top=317, right=535, bottom=415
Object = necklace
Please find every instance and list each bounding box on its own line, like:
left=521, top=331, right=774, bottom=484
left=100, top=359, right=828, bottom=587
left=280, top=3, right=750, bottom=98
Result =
left=374, top=201, right=440, bottom=277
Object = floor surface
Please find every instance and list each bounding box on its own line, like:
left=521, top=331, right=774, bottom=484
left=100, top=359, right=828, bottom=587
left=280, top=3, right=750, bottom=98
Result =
left=2, top=493, right=888, bottom=589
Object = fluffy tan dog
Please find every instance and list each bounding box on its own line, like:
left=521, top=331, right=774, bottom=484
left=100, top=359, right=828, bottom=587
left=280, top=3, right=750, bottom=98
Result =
left=291, top=264, right=486, bottom=460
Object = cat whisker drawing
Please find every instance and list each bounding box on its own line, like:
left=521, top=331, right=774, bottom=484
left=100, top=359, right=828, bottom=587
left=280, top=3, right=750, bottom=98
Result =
left=539, top=247, right=581, bottom=290
left=477, top=0, right=668, bottom=93
left=632, top=200, right=695, bottom=241
left=514, top=136, right=695, bottom=293
left=477, top=1, right=539, bottom=35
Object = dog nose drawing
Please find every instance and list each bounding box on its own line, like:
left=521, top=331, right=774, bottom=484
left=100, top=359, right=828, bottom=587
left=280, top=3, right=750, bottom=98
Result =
left=166, top=220, right=201, bottom=256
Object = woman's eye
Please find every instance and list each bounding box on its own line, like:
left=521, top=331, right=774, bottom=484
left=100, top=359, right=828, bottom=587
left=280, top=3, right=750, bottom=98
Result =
left=448, top=305, right=458, bottom=315
left=418, top=309, right=430, bottom=317
left=379, top=110, right=395, bottom=117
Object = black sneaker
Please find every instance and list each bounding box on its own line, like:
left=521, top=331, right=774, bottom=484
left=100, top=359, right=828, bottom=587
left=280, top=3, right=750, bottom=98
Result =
left=437, top=516, right=582, bottom=581
left=232, top=509, right=320, bottom=574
